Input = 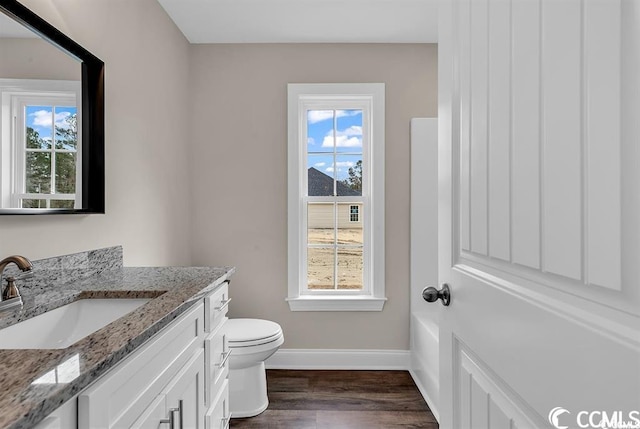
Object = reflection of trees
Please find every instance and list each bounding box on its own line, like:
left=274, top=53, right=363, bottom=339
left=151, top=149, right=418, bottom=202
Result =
left=25, top=113, right=77, bottom=196
left=25, top=130, right=51, bottom=194
left=55, top=114, right=77, bottom=150
left=55, top=114, right=77, bottom=194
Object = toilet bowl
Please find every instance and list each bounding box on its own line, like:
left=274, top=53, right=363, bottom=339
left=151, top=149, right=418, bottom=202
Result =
left=225, top=318, right=284, bottom=418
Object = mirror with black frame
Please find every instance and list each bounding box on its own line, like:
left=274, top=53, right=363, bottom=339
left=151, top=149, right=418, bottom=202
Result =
left=0, top=0, right=104, bottom=214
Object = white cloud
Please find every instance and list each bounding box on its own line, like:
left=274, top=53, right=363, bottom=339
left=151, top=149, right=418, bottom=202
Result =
left=325, top=161, right=355, bottom=174
left=307, top=110, right=361, bottom=124
left=307, top=110, right=333, bottom=124
left=322, top=135, right=362, bottom=148
left=342, top=125, right=362, bottom=136
left=30, top=110, right=72, bottom=129
left=314, top=162, right=326, bottom=167
left=321, top=125, right=363, bottom=148
left=336, top=161, right=355, bottom=168
left=307, top=137, right=315, bottom=146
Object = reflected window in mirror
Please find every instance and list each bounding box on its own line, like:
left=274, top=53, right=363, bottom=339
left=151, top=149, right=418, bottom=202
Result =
left=0, top=79, right=81, bottom=209
left=0, top=0, right=104, bottom=214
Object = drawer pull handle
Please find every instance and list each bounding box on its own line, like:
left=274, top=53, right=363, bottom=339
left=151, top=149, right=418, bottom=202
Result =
left=160, top=400, right=183, bottom=429
left=178, top=399, right=184, bottom=429
left=217, top=349, right=232, bottom=368
left=214, top=298, right=231, bottom=311
left=159, top=409, right=175, bottom=428
left=221, top=413, right=232, bottom=429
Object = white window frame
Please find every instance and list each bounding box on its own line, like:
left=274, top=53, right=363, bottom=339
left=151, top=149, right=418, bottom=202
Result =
left=287, top=83, right=386, bottom=311
left=0, top=79, right=81, bottom=209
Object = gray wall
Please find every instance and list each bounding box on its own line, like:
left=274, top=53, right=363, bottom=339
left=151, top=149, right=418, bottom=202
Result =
left=0, top=38, right=78, bottom=79
left=188, top=44, right=437, bottom=350
left=0, top=0, right=193, bottom=266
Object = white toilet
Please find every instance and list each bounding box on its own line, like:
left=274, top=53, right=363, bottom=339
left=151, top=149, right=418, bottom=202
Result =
left=224, top=318, right=284, bottom=418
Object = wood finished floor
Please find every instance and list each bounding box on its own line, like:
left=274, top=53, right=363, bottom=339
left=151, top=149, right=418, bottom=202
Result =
left=230, top=370, right=439, bottom=429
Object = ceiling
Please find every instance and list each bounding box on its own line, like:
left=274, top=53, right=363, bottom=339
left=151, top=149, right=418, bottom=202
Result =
left=156, top=0, right=438, bottom=44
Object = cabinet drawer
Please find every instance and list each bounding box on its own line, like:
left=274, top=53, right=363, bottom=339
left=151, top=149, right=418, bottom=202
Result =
left=78, top=303, right=204, bottom=429
left=204, top=282, right=230, bottom=333
left=205, top=379, right=230, bottom=429
left=204, top=321, right=229, bottom=407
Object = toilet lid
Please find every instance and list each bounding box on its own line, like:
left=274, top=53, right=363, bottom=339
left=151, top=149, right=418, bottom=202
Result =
left=225, top=319, right=283, bottom=347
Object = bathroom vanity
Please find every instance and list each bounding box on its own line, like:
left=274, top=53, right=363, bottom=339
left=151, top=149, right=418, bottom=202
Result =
left=0, top=247, right=234, bottom=429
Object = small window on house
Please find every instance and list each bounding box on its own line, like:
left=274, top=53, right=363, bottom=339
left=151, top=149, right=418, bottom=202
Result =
left=349, top=205, right=360, bottom=222
left=287, top=83, right=386, bottom=311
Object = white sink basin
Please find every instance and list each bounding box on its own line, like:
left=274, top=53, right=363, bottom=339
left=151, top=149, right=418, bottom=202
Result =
left=0, top=298, right=150, bottom=349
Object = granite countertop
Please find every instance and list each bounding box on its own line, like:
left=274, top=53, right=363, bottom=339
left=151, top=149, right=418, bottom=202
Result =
left=0, top=265, right=235, bottom=429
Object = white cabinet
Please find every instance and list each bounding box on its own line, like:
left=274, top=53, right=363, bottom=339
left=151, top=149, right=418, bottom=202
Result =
left=204, top=322, right=229, bottom=407
left=164, top=350, right=206, bottom=429
left=130, top=395, right=166, bottom=429
left=32, top=398, right=77, bottom=429
left=205, top=380, right=230, bottom=429
left=76, top=281, right=230, bottom=429
left=132, top=350, right=206, bottom=429
left=204, top=281, right=229, bottom=334
left=204, top=282, right=231, bottom=427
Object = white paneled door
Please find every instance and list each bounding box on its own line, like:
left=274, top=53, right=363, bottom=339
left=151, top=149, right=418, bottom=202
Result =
left=437, top=0, right=640, bottom=428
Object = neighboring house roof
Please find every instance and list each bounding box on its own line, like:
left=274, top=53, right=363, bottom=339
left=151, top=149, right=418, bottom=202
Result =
left=308, top=167, right=361, bottom=197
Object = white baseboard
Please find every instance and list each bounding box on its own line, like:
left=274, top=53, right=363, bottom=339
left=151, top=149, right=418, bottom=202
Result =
left=265, top=348, right=410, bottom=370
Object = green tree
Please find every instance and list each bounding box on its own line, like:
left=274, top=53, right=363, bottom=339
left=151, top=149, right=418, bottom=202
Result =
left=54, top=114, right=77, bottom=193
left=24, top=113, right=77, bottom=197
left=55, top=114, right=77, bottom=150
left=25, top=128, right=51, bottom=194
left=341, top=160, right=362, bottom=192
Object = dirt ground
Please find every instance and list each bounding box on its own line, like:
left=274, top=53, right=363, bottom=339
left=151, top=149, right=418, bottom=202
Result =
left=307, top=229, right=363, bottom=290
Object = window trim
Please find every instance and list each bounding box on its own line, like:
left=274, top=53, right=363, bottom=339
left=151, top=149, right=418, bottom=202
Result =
left=0, top=79, right=81, bottom=210
left=14, top=94, right=79, bottom=208
left=287, top=83, right=386, bottom=312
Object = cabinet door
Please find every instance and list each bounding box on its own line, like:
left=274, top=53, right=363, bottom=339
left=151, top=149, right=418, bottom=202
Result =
left=205, top=380, right=230, bottom=429
left=164, top=350, right=206, bottom=429
left=78, top=304, right=203, bottom=428
left=130, top=395, right=167, bottom=429
left=204, top=323, right=229, bottom=407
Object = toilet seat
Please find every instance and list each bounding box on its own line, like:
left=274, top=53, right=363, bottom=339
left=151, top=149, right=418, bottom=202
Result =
left=226, top=319, right=283, bottom=348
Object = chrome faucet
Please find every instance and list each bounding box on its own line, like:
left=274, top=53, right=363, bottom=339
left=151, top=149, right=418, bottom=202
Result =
left=0, top=255, right=33, bottom=310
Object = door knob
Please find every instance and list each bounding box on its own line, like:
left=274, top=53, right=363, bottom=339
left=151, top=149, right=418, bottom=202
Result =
left=422, top=283, right=451, bottom=306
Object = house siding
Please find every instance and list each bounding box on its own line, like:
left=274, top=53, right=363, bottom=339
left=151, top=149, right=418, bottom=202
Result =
left=308, top=203, right=363, bottom=229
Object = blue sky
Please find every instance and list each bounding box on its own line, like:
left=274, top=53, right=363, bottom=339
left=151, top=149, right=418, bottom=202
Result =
left=26, top=105, right=76, bottom=149
left=307, top=109, right=362, bottom=181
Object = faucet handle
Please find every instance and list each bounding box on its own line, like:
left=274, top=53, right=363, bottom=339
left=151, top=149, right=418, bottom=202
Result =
left=2, top=277, right=21, bottom=300
left=12, top=271, right=34, bottom=281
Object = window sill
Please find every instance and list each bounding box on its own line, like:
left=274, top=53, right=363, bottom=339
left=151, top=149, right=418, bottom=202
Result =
left=286, top=295, right=387, bottom=312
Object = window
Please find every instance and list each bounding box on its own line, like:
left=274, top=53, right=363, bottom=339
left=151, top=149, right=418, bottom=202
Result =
left=350, top=205, right=360, bottom=223
left=287, top=83, right=386, bottom=311
left=0, top=80, right=81, bottom=209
